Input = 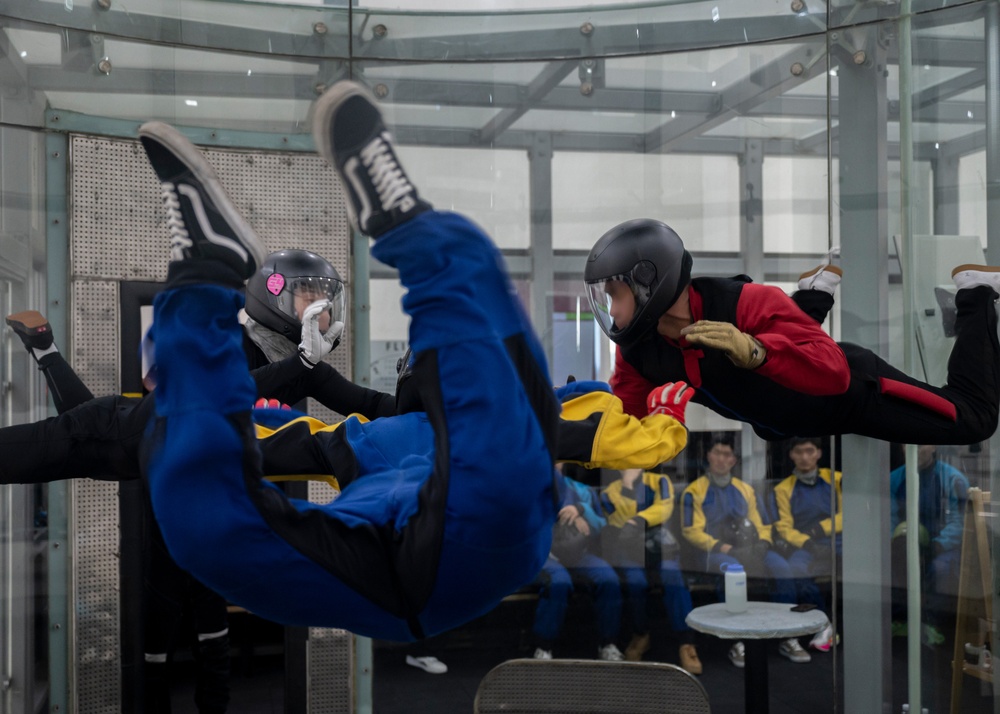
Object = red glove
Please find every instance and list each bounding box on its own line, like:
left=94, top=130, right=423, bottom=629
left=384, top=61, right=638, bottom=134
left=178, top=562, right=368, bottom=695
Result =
left=646, top=382, right=695, bottom=425
left=254, top=398, right=291, bottom=411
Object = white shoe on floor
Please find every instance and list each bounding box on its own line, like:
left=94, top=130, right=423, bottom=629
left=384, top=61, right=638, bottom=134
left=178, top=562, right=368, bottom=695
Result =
left=728, top=641, right=745, bottom=668
left=598, top=644, right=624, bottom=661
left=405, top=655, right=448, bottom=674
left=779, top=638, right=812, bottom=663
left=809, top=623, right=837, bottom=652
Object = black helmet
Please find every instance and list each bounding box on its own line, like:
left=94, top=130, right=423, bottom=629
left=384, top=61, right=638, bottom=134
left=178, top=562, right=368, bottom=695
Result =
left=245, top=250, right=346, bottom=343
left=584, top=219, right=692, bottom=348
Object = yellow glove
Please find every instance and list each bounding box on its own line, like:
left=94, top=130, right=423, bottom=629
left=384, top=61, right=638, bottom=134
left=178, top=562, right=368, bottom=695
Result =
left=680, top=320, right=767, bottom=369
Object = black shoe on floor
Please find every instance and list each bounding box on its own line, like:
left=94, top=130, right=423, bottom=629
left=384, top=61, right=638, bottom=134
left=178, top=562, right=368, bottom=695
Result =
left=6, top=310, right=54, bottom=351
left=137, top=121, right=266, bottom=280
left=311, top=81, right=431, bottom=238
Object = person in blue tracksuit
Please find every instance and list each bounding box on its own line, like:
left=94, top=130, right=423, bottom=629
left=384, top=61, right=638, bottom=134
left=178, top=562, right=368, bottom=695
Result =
left=530, top=466, right=624, bottom=661
left=138, top=81, right=562, bottom=642
left=889, top=444, right=969, bottom=644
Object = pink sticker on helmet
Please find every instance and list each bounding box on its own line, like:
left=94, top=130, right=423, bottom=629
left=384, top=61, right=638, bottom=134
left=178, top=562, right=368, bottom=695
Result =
left=266, top=273, right=285, bottom=296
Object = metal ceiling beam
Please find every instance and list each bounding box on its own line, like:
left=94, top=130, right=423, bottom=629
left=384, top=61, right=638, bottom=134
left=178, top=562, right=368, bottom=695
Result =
left=912, top=67, right=986, bottom=108
left=894, top=36, right=987, bottom=69
left=381, top=78, right=721, bottom=115
left=476, top=61, right=578, bottom=144
left=27, top=66, right=322, bottom=99
left=643, top=44, right=821, bottom=153
left=25, top=63, right=987, bottom=133
left=355, top=15, right=824, bottom=62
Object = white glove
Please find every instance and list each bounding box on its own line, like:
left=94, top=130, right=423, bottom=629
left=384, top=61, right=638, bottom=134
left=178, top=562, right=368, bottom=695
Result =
left=298, top=300, right=344, bottom=368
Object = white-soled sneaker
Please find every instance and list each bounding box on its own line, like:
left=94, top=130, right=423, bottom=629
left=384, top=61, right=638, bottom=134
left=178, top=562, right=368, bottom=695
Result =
left=728, top=641, right=745, bottom=668
left=952, top=264, right=1000, bottom=296
left=405, top=655, right=448, bottom=674
left=598, top=644, right=624, bottom=661
left=311, top=81, right=431, bottom=238
left=809, top=623, right=837, bottom=652
left=779, top=638, right=812, bottom=663
left=138, top=122, right=266, bottom=280
left=533, top=648, right=553, bottom=660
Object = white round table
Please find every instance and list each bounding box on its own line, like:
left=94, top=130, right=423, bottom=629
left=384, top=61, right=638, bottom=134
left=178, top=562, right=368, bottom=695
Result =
left=686, top=602, right=829, bottom=714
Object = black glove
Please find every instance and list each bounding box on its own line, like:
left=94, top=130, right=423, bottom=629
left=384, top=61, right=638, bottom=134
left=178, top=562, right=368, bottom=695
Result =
left=802, top=538, right=822, bottom=555
left=806, top=523, right=826, bottom=539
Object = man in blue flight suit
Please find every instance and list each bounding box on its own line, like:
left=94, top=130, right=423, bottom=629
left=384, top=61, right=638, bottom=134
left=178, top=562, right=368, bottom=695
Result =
left=139, top=81, right=564, bottom=641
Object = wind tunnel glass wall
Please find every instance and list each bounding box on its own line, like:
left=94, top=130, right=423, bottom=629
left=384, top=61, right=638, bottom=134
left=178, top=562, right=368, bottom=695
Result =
left=0, top=1, right=998, bottom=714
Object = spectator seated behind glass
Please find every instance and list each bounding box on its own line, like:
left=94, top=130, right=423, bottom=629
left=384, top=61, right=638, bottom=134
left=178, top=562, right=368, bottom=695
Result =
left=771, top=437, right=842, bottom=652
left=531, top=464, right=625, bottom=663
left=681, top=435, right=809, bottom=667
left=889, top=444, right=969, bottom=647
left=600, top=466, right=702, bottom=675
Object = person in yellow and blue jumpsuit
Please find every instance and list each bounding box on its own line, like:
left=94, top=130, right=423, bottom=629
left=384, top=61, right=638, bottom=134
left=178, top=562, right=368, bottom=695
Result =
left=771, top=437, right=842, bottom=651
left=602, top=467, right=702, bottom=674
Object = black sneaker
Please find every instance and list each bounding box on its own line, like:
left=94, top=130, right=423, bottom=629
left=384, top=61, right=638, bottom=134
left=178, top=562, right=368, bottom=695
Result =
left=6, top=310, right=54, bottom=351
left=311, top=81, right=431, bottom=238
left=137, top=121, right=266, bottom=279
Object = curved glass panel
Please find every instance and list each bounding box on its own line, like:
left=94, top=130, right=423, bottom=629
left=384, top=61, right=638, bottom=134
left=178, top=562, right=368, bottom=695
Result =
left=0, top=1, right=997, bottom=713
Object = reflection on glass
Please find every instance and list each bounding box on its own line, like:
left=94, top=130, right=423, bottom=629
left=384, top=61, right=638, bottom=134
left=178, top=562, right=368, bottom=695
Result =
left=889, top=445, right=969, bottom=647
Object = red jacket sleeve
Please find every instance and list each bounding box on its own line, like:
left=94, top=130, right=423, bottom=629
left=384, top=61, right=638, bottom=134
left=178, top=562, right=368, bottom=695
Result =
left=737, top=284, right=850, bottom=396
left=609, top=347, right=656, bottom=418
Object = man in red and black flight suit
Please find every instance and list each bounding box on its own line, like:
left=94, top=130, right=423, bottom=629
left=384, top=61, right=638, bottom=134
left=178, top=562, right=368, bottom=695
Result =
left=584, top=218, right=1000, bottom=445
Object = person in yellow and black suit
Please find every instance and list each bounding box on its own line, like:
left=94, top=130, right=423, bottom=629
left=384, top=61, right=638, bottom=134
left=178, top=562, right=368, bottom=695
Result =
left=601, top=466, right=702, bottom=674
left=771, top=437, right=841, bottom=653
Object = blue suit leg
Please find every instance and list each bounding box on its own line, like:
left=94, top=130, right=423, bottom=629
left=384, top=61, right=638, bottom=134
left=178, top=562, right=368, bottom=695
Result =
left=618, top=559, right=649, bottom=634
left=371, top=212, right=559, bottom=637
left=532, top=558, right=572, bottom=645
left=764, top=550, right=798, bottom=605
left=786, top=549, right=826, bottom=611
left=659, top=558, right=694, bottom=633
left=574, top=553, right=622, bottom=644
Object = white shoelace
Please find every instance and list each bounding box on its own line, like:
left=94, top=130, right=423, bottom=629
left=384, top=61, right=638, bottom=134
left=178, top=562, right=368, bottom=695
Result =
left=360, top=132, right=417, bottom=213
left=161, top=182, right=192, bottom=261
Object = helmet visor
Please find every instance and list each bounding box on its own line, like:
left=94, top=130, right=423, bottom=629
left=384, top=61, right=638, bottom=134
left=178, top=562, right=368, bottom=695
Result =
left=586, top=279, right=618, bottom=338
left=288, top=276, right=346, bottom=336
left=586, top=273, right=648, bottom=339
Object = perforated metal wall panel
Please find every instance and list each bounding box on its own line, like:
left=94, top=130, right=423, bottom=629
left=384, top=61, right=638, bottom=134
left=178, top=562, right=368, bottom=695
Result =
left=307, top=627, right=355, bottom=713
left=69, top=133, right=355, bottom=712
left=70, top=477, right=122, bottom=714
left=68, top=279, right=123, bottom=713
